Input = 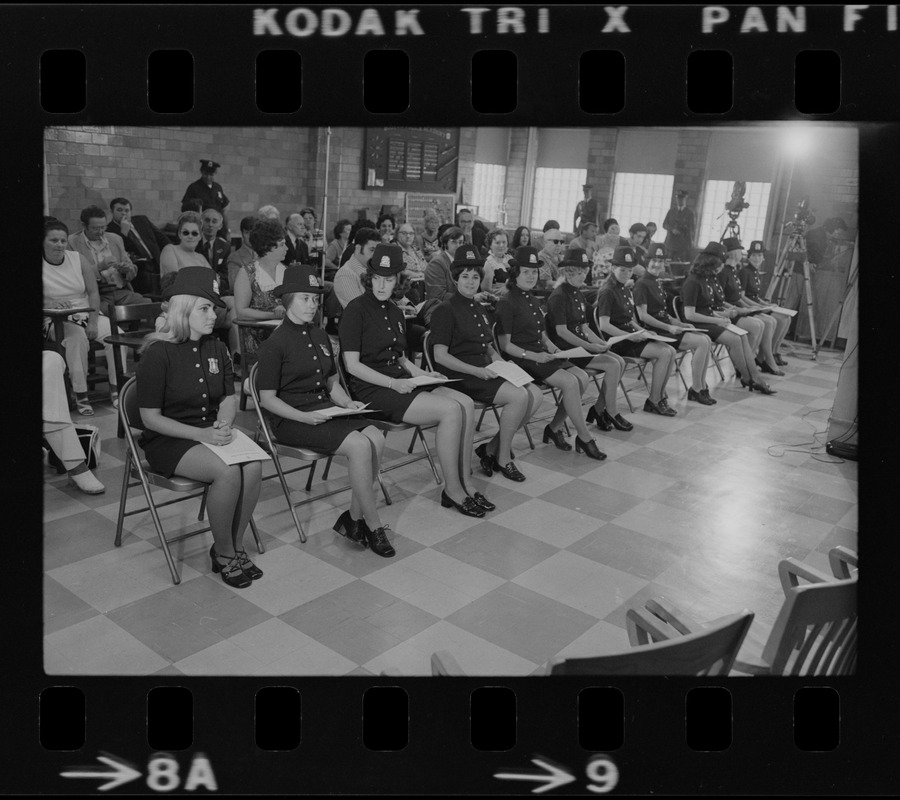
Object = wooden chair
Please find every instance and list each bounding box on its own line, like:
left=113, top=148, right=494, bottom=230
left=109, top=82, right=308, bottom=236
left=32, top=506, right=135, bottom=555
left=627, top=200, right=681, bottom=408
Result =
left=778, top=546, right=858, bottom=589
left=672, top=295, right=728, bottom=381
left=592, top=307, right=650, bottom=413
left=421, top=330, right=502, bottom=449
left=114, top=377, right=265, bottom=585
left=234, top=319, right=279, bottom=410
left=104, top=302, right=163, bottom=437
left=430, top=609, right=754, bottom=676
left=247, top=362, right=392, bottom=543
left=335, top=352, right=442, bottom=485
left=635, top=562, right=858, bottom=676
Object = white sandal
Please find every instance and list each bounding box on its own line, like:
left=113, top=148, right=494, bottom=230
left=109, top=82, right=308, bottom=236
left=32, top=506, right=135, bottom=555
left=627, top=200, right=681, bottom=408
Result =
left=68, top=470, right=105, bottom=495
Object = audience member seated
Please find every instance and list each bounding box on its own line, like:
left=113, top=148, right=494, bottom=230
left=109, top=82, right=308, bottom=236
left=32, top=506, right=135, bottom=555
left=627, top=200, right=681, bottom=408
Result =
left=536, top=226, right=565, bottom=290
left=417, top=211, right=441, bottom=260
left=431, top=252, right=543, bottom=483
left=395, top=222, right=428, bottom=304
left=596, top=218, right=626, bottom=252
left=333, top=227, right=381, bottom=308
left=569, top=220, right=600, bottom=262
left=340, top=245, right=494, bottom=519
left=196, top=206, right=231, bottom=291
left=323, top=219, right=352, bottom=272
left=595, top=246, right=679, bottom=416
left=510, top=226, right=532, bottom=252
left=645, top=221, right=659, bottom=248
left=546, top=248, right=633, bottom=432
left=43, top=347, right=105, bottom=494
left=136, top=267, right=262, bottom=589
left=226, top=216, right=259, bottom=292
left=284, top=211, right=311, bottom=266
left=627, top=223, right=649, bottom=274
left=680, top=242, right=776, bottom=395
left=456, top=207, right=485, bottom=253
left=496, top=246, right=606, bottom=461
left=232, top=218, right=288, bottom=362
left=44, top=218, right=121, bottom=415
left=160, top=211, right=212, bottom=275
left=740, top=240, right=791, bottom=367
left=633, top=243, right=717, bottom=405
left=182, top=159, right=230, bottom=238
left=424, top=225, right=465, bottom=302
left=720, top=237, right=783, bottom=376
left=299, top=207, right=318, bottom=246
left=258, top=205, right=280, bottom=220
left=481, top=228, right=513, bottom=296
left=256, top=264, right=396, bottom=557
left=376, top=213, right=396, bottom=244
left=106, top=196, right=171, bottom=295
left=67, top=205, right=147, bottom=316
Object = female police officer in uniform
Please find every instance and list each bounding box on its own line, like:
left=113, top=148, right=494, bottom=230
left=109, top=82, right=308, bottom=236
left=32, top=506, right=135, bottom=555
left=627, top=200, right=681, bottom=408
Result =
left=137, top=267, right=263, bottom=589
left=739, top=240, right=791, bottom=369
left=496, top=246, right=606, bottom=460
left=430, top=244, right=543, bottom=482
left=340, top=244, right=494, bottom=519
left=546, top=247, right=634, bottom=431
left=256, top=264, right=396, bottom=558
left=633, top=242, right=717, bottom=405
left=595, top=246, right=678, bottom=416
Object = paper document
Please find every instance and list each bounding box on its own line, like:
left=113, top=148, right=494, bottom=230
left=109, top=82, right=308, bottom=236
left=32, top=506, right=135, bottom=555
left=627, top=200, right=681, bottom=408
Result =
left=485, top=360, right=534, bottom=387
left=407, top=375, right=458, bottom=387
left=253, top=319, right=282, bottom=328
left=725, top=324, right=749, bottom=336
left=317, top=404, right=373, bottom=418
left=553, top=347, right=593, bottom=359
left=200, top=428, right=272, bottom=465
left=766, top=305, right=798, bottom=317
left=642, top=332, right=677, bottom=342
left=606, top=332, right=644, bottom=346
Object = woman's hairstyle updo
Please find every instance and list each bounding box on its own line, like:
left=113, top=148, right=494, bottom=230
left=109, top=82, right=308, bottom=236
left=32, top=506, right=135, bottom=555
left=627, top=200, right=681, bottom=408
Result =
left=176, top=211, right=202, bottom=234
left=249, top=218, right=286, bottom=257
left=361, top=267, right=410, bottom=300
left=486, top=227, right=508, bottom=248
left=690, top=253, right=723, bottom=277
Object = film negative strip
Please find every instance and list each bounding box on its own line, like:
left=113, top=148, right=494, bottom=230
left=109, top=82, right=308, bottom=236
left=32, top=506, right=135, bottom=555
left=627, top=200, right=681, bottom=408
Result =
left=10, top=2, right=897, bottom=794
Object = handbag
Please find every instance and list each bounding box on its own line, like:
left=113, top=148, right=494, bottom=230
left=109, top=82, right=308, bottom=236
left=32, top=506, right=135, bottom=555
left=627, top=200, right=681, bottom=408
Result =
left=75, top=424, right=101, bottom=470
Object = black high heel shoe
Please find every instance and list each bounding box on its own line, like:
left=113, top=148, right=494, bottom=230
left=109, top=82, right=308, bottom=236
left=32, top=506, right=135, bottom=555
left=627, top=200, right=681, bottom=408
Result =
left=474, top=443, right=494, bottom=477
left=234, top=549, right=263, bottom=580
left=575, top=436, right=607, bottom=461
left=209, top=545, right=252, bottom=588
left=608, top=412, right=634, bottom=431
left=542, top=425, right=572, bottom=451
left=687, top=387, right=716, bottom=406
left=333, top=510, right=366, bottom=546
left=774, top=353, right=788, bottom=366
left=742, top=378, right=777, bottom=395
left=586, top=406, right=613, bottom=431
left=471, top=492, right=496, bottom=512
left=358, top=520, right=396, bottom=558
left=759, top=361, right=785, bottom=376
left=440, top=491, right=485, bottom=518
left=492, top=457, right=526, bottom=482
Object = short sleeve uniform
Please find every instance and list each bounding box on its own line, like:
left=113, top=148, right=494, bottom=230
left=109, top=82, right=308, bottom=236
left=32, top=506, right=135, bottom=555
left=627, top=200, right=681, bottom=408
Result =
left=595, top=279, right=653, bottom=358
left=255, top=317, right=372, bottom=452
left=738, top=265, right=762, bottom=301
left=546, top=281, right=596, bottom=368
left=136, top=337, right=234, bottom=477
left=632, top=274, right=687, bottom=347
left=717, top=265, right=743, bottom=304
left=496, top=286, right=571, bottom=381
left=429, top=294, right=506, bottom=403
left=338, top=292, right=429, bottom=423
left=680, top=274, right=727, bottom=341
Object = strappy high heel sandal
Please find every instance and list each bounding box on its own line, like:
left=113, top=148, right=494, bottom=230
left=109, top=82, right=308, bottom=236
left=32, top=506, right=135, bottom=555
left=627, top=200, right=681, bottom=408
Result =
left=234, top=549, right=263, bottom=580
left=209, top=545, right=252, bottom=588
left=75, top=395, right=94, bottom=416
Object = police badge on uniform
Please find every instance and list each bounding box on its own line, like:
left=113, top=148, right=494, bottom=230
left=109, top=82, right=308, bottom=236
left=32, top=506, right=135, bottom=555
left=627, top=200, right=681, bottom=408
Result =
left=319, top=343, right=331, bottom=358
left=208, top=358, right=219, bottom=374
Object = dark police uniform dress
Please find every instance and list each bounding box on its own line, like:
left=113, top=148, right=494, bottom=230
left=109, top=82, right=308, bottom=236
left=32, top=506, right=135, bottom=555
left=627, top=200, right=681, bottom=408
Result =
left=338, top=291, right=430, bottom=423
left=738, top=262, right=764, bottom=301
left=495, top=285, right=573, bottom=382
left=717, top=264, right=746, bottom=306
left=429, top=294, right=506, bottom=404
left=255, top=316, right=371, bottom=452
left=136, top=337, right=234, bottom=478
left=632, top=272, right=687, bottom=347
left=680, top=273, right=728, bottom=341
left=182, top=179, right=230, bottom=214
left=546, top=281, right=597, bottom=368
left=595, top=279, right=653, bottom=358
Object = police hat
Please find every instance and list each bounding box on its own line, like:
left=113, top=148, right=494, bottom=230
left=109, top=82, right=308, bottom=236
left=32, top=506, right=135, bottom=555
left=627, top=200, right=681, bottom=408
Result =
left=748, top=240, right=766, bottom=255
left=367, top=243, right=405, bottom=277
left=722, top=236, right=743, bottom=253
left=646, top=242, right=667, bottom=260
left=199, top=159, right=220, bottom=173
left=450, top=243, right=485, bottom=269
left=700, top=241, right=727, bottom=259
left=274, top=264, right=324, bottom=297
left=610, top=246, right=638, bottom=267
left=560, top=247, right=591, bottom=269
left=162, top=266, right=226, bottom=308
left=676, top=189, right=689, bottom=198
left=513, top=246, right=541, bottom=269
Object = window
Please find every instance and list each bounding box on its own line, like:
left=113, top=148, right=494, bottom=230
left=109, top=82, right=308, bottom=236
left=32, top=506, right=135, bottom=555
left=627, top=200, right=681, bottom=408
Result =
left=471, top=163, right=507, bottom=224
left=698, top=180, right=772, bottom=245
left=610, top=173, right=675, bottom=232
left=531, top=168, right=587, bottom=232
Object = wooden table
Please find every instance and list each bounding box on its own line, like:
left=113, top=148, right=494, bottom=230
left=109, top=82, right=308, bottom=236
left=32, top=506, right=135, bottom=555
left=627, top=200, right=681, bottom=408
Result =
left=43, top=306, right=93, bottom=345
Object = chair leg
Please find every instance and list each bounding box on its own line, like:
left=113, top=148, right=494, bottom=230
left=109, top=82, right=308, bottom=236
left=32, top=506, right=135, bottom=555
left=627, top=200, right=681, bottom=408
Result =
left=475, top=405, right=488, bottom=432
left=636, top=362, right=651, bottom=394
left=407, top=428, right=418, bottom=454
left=138, top=476, right=181, bottom=585
left=417, top=429, right=443, bottom=485
left=240, top=383, right=248, bottom=411
left=198, top=487, right=208, bottom=521
left=271, top=450, right=307, bottom=543
left=322, top=455, right=333, bottom=481
left=548, top=387, right=570, bottom=437
left=114, top=451, right=132, bottom=547
left=377, top=470, right=392, bottom=505
left=247, top=516, right=266, bottom=554
left=712, top=346, right=726, bottom=380
left=114, top=344, right=127, bottom=439
left=620, top=378, right=636, bottom=413
left=524, top=423, right=535, bottom=450
left=304, top=460, right=318, bottom=492
left=675, top=354, right=690, bottom=392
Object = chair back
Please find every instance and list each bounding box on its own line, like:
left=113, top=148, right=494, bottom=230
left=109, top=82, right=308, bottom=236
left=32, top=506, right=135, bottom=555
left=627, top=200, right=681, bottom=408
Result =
left=593, top=307, right=609, bottom=342
left=491, top=323, right=510, bottom=362
left=546, top=611, right=754, bottom=676
left=119, top=376, right=145, bottom=432
left=334, top=349, right=355, bottom=399
left=671, top=294, right=686, bottom=323
left=113, top=301, right=163, bottom=331
left=422, top=330, right=437, bottom=372
left=762, top=573, right=858, bottom=676
left=247, top=362, right=282, bottom=455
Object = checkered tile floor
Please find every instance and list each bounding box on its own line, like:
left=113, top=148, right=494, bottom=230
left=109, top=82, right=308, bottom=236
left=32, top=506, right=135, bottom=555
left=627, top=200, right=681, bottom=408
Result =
left=44, top=343, right=857, bottom=675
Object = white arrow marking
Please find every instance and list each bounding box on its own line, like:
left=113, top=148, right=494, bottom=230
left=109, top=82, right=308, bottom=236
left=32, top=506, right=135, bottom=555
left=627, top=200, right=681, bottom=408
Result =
left=495, top=757, right=576, bottom=794
left=61, top=754, right=142, bottom=791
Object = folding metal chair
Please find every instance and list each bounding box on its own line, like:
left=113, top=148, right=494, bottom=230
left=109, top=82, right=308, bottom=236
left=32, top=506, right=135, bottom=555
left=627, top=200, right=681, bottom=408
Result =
left=672, top=295, right=728, bottom=381
left=592, top=307, right=650, bottom=413
left=234, top=319, right=279, bottom=410
left=247, top=362, right=392, bottom=543
left=114, top=377, right=264, bottom=585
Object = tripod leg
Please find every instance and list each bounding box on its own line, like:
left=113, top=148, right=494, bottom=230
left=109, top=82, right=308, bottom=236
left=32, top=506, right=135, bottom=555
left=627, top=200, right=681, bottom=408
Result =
left=803, top=261, right=818, bottom=359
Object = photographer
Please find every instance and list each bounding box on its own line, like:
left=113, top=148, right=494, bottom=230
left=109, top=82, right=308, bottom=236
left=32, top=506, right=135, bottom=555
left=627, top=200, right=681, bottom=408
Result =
left=662, top=190, right=695, bottom=262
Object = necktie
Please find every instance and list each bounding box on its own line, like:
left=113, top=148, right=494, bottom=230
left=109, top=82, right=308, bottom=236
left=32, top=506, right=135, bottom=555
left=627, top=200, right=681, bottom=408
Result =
left=128, top=229, right=150, bottom=260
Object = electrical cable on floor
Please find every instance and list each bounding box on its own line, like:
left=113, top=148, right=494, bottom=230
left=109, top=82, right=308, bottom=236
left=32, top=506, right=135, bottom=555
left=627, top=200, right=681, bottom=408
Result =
left=766, top=407, right=845, bottom=462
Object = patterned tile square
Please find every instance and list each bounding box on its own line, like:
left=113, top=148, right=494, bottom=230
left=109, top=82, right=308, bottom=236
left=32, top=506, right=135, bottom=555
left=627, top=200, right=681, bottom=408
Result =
left=540, top=479, right=645, bottom=520
left=432, top=522, right=561, bottom=579
left=567, top=522, right=683, bottom=580
left=45, top=615, right=169, bottom=675
left=489, top=499, right=601, bottom=547
left=44, top=575, right=101, bottom=635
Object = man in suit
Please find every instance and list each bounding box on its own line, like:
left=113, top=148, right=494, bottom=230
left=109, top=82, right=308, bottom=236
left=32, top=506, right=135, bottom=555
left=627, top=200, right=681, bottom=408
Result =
left=456, top=208, right=486, bottom=255
left=182, top=159, right=230, bottom=239
left=106, top=197, right=171, bottom=294
left=195, top=205, right=232, bottom=292
left=284, top=211, right=311, bottom=265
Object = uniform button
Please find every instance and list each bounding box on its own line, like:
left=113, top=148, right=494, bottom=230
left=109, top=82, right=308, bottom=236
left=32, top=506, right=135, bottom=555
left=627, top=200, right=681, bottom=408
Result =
left=316, top=369, right=321, bottom=373
left=196, top=363, right=200, bottom=368
left=308, top=344, right=312, bottom=348
left=199, top=378, right=204, bottom=383
left=201, top=406, right=206, bottom=411
left=202, top=393, right=207, bottom=398
left=193, top=347, right=198, bottom=352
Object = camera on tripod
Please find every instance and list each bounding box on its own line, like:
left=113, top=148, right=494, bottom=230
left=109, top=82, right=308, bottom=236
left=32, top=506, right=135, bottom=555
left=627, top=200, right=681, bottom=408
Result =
left=791, top=195, right=816, bottom=231
left=725, top=181, right=750, bottom=217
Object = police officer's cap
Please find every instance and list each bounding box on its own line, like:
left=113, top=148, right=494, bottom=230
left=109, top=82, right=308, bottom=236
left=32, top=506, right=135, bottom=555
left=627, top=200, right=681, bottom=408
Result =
left=450, top=243, right=485, bottom=269
left=611, top=246, right=638, bottom=267
left=163, top=266, right=226, bottom=307
left=199, top=159, right=221, bottom=173
left=748, top=241, right=766, bottom=255
left=646, top=242, right=667, bottom=260
left=699, top=241, right=727, bottom=259
left=275, top=264, right=324, bottom=297
left=368, top=243, right=405, bottom=277
left=560, top=247, right=591, bottom=269
left=722, top=236, right=743, bottom=253
left=512, top=246, right=541, bottom=269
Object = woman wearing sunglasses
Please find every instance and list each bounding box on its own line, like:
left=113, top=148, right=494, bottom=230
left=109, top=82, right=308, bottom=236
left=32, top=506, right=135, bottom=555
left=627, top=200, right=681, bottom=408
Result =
left=159, top=211, right=213, bottom=276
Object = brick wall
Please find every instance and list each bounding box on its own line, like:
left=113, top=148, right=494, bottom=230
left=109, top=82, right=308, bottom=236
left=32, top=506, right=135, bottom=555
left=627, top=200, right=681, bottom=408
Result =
left=586, top=129, right=619, bottom=220
left=44, top=125, right=312, bottom=233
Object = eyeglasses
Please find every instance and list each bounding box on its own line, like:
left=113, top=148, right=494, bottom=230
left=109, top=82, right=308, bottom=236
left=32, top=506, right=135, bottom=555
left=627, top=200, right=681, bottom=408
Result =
left=180, top=230, right=201, bottom=237
left=546, top=238, right=565, bottom=244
